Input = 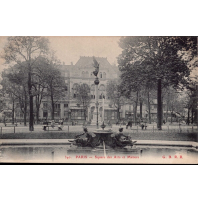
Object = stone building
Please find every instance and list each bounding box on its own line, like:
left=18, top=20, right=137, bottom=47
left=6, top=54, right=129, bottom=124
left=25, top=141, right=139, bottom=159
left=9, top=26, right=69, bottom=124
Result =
left=39, top=56, right=120, bottom=124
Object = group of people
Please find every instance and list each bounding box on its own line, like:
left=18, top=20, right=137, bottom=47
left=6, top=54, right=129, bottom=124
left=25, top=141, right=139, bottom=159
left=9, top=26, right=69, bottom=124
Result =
left=43, top=118, right=64, bottom=131
left=125, top=119, right=147, bottom=130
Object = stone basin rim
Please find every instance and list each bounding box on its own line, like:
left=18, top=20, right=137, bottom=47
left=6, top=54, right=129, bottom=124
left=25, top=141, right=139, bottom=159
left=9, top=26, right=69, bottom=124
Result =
left=93, top=129, right=113, bottom=134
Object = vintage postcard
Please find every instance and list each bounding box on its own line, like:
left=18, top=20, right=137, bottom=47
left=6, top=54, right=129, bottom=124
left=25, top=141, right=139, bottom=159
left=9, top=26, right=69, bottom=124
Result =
left=0, top=36, right=198, bottom=164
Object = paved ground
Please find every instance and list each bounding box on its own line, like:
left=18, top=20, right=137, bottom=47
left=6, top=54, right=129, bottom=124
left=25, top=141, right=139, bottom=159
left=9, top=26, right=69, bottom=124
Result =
left=0, top=123, right=197, bottom=142
left=0, top=139, right=197, bottom=148
left=0, top=122, right=197, bottom=132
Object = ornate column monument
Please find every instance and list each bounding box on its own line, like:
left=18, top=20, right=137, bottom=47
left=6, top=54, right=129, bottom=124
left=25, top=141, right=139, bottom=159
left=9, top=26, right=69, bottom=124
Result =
left=91, top=57, right=100, bottom=127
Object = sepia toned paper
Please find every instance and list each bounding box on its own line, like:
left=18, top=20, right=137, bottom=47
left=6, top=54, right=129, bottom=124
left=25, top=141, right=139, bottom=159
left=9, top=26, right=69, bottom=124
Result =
left=0, top=36, right=198, bottom=164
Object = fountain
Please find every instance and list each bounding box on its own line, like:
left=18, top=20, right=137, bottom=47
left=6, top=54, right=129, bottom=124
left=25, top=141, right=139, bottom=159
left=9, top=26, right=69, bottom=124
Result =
left=68, top=57, right=137, bottom=154
left=68, top=121, right=138, bottom=155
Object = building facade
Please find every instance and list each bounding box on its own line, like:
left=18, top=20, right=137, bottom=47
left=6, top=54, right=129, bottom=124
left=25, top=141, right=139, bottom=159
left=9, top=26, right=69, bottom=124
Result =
left=39, top=56, right=120, bottom=124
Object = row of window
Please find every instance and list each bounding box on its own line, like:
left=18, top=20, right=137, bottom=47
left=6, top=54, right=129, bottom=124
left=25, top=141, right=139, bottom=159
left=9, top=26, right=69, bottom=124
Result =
left=72, top=84, right=105, bottom=91
left=73, top=94, right=105, bottom=99
left=43, top=110, right=70, bottom=118
left=82, top=71, right=106, bottom=78
left=72, top=83, right=106, bottom=99
left=90, top=94, right=106, bottom=99
left=43, top=109, right=117, bottom=120
left=43, top=103, right=68, bottom=109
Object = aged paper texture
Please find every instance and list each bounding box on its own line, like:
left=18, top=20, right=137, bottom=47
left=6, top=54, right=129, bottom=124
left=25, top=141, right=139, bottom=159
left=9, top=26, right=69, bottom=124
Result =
left=0, top=36, right=198, bottom=164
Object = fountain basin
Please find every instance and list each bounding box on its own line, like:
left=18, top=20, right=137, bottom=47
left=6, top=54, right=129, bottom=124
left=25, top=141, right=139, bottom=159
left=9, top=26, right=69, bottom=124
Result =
left=93, top=129, right=113, bottom=134
left=93, top=129, right=113, bottom=146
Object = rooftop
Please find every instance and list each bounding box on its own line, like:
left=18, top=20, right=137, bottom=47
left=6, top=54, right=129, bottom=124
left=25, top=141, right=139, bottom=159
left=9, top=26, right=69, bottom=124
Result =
left=75, top=56, right=117, bottom=72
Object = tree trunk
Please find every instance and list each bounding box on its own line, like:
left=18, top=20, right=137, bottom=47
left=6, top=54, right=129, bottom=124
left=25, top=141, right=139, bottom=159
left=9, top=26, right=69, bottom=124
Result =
left=24, top=105, right=27, bottom=126
left=194, top=109, right=197, bottom=124
left=166, top=101, right=168, bottom=122
left=36, top=108, right=39, bottom=124
left=51, top=104, right=54, bottom=120
left=171, top=105, right=173, bottom=124
left=140, top=100, right=142, bottom=119
left=84, top=107, right=87, bottom=121
left=187, top=108, right=190, bottom=125
left=28, top=70, right=34, bottom=131
left=51, top=95, right=54, bottom=120
left=29, top=95, right=34, bottom=130
left=117, top=107, right=120, bottom=121
left=148, top=91, right=151, bottom=124
left=23, top=88, right=27, bottom=126
left=157, top=79, right=162, bottom=130
left=35, top=96, right=39, bottom=124
left=162, top=100, right=164, bottom=124
left=133, top=91, right=138, bottom=125
left=12, top=99, right=15, bottom=124
left=191, top=107, right=194, bottom=124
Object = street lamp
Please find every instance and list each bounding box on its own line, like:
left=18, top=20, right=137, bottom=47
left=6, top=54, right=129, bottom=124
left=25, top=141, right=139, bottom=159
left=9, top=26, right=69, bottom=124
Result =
left=68, top=109, right=71, bottom=121
left=94, top=77, right=99, bottom=128
left=93, top=58, right=100, bottom=128
left=114, top=90, right=123, bottom=123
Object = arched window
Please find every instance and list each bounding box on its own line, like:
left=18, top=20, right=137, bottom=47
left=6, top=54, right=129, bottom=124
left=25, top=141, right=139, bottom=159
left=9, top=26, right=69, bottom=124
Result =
left=73, top=83, right=79, bottom=98
left=99, top=84, right=105, bottom=99
left=82, top=83, right=90, bottom=92
left=99, top=107, right=103, bottom=120
left=64, top=85, right=68, bottom=92
left=103, top=72, right=106, bottom=79
left=90, top=84, right=95, bottom=99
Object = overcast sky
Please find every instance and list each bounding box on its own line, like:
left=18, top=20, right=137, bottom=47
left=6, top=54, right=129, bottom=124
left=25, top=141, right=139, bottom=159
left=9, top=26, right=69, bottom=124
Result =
left=0, top=36, right=197, bottom=80
left=0, top=36, right=122, bottom=72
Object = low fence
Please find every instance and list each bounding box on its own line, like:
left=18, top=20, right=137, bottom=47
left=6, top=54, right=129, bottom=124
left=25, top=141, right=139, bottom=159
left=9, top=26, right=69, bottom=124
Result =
left=0, top=124, right=197, bottom=135
left=123, top=128, right=198, bottom=135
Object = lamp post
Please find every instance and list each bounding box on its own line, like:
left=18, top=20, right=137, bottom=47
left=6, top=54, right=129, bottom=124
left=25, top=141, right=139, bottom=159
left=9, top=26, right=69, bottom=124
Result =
left=114, top=90, right=122, bottom=123
left=94, top=77, right=99, bottom=128
left=68, top=109, right=71, bottom=121
left=67, top=109, right=71, bottom=133
left=93, top=57, right=100, bottom=128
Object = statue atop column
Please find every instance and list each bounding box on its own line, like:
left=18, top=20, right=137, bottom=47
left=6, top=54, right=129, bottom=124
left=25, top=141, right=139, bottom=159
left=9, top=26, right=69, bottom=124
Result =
left=93, top=56, right=99, bottom=76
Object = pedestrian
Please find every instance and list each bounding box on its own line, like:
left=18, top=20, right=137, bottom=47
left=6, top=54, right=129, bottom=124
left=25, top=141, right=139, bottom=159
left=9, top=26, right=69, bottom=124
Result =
left=58, top=118, right=64, bottom=130
left=129, top=119, right=133, bottom=129
left=43, top=118, right=48, bottom=131
left=51, top=120, right=55, bottom=128
left=126, top=119, right=129, bottom=129
left=126, top=122, right=128, bottom=129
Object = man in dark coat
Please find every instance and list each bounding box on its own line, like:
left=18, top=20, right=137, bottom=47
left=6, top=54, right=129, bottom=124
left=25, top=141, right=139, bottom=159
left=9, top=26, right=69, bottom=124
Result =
left=127, top=119, right=132, bottom=129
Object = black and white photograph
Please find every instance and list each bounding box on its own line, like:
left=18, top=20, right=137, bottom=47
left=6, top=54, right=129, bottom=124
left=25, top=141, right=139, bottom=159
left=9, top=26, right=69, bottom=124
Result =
left=1, top=2, right=199, bottom=201
left=0, top=36, right=197, bottom=164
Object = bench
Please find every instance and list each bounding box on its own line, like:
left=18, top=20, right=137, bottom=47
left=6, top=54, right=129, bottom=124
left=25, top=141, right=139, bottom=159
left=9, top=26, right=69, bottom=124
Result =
left=4, top=123, right=18, bottom=127
left=43, top=121, right=64, bottom=131
left=71, top=121, right=78, bottom=126
left=43, top=125, right=63, bottom=131
left=140, top=124, right=147, bottom=130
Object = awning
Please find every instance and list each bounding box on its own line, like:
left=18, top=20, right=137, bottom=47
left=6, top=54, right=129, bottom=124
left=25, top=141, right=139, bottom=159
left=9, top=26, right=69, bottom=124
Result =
left=102, top=106, right=118, bottom=110
left=2, top=110, right=12, bottom=113
left=163, top=111, right=181, bottom=116
left=149, top=110, right=157, bottom=114
left=70, top=107, right=83, bottom=110
left=125, top=112, right=134, bottom=114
